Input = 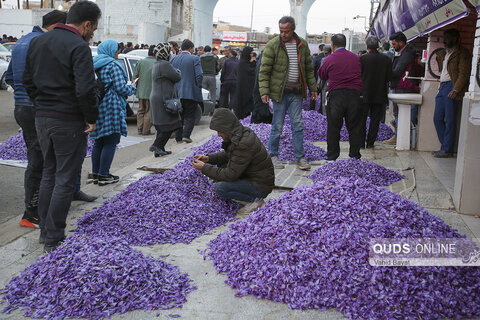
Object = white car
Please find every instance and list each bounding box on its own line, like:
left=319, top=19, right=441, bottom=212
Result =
left=0, top=43, right=11, bottom=64
left=126, top=49, right=149, bottom=58
left=0, top=59, right=9, bottom=90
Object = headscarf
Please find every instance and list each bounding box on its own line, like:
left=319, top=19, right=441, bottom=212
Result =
left=92, top=39, right=127, bottom=80
left=240, top=46, right=253, bottom=61
left=153, top=42, right=171, bottom=61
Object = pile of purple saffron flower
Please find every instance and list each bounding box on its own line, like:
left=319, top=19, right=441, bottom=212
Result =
left=207, top=177, right=480, bottom=320
left=0, top=132, right=95, bottom=161
left=75, top=158, right=239, bottom=246
left=1, top=235, right=196, bottom=319
left=309, top=158, right=405, bottom=186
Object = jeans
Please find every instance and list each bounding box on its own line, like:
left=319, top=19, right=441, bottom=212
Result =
left=202, top=75, right=217, bottom=104
left=14, top=105, right=43, bottom=220
left=35, top=117, right=87, bottom=245
left=268, top=93, right=305, bottom=160
left=91, top=133, right=121, bottom=176
left=220, top=81, right=236, bottom=109
left=434, top=81, right=459, bottom=153
left=175, top=99, right=197, bottom=141
left=214, top=180, right=268, bottom=203
left=361, top=103, right=384, bottom=147
left=326, top=89, right=363, bottom=160
left=153, top=127, right=174, bottom=150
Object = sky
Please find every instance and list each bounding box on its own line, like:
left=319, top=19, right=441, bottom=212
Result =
left=213, top=0, right=373, bottom=34
left=2, top=0, right=372, bottom=34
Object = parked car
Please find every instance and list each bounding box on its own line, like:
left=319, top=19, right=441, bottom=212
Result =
left=126, top=49, right=148, bottom=58
left=0, top=44, right=12, bottom=63
left=0, top=59, right=9, bottom=90
left=2, top=42, right=16, bottom=51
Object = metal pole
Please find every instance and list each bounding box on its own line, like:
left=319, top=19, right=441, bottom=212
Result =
left=26, top=0, right=30, bottom=9
left=17, top=0, right=21, bottom=9
left=250, top=0, right=254, bottom=32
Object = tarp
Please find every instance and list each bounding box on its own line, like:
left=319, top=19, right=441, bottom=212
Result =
left=369, top=0, right=469, bottom=42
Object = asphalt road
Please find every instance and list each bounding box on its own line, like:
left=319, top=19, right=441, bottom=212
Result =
left=0, top=89, right=156, bottom=225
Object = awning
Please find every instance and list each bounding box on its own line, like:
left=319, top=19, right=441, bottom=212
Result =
left=369, top=0, right=469, bottom=42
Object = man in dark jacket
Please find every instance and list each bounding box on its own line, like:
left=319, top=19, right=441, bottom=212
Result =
left=360, top=37, right=392, bottom=148
left=23, top=1, right=101, bottom=252
left=310, top=44, right=324, bottom=110
left=319, top=33, right=363, bottom=161
left=193, top=108, right=274, bottom=215
left=5, top=10, right=97, bottom=230
left=200, top=45, right=219, bottom=105
left=170, top=39, right=203, bottom=143
left=385, top=31, right=419, bottom=145
left=433, top=28, right=471, bottom=158
left=219, top=47, right=238, bottom=110
left=259, top=16, right=317, bottom=171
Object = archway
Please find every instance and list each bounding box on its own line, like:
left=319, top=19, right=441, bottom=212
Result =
left=193, top=0, right=317, bottom=46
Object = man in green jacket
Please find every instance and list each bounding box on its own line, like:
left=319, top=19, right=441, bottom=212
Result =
left=133, top=46, right=155, bottom=135
left=259, top=16, right=317, bottom=171
left=193, top=108, right=275, bottom=215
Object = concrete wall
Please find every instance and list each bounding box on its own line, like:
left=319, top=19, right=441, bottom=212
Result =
left=0, top=9, right=34, bottom=38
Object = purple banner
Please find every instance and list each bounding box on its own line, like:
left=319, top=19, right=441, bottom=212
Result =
left=370, top=0, right=468, bottom=41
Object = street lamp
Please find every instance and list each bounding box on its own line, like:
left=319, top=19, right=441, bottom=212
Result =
left=353, top=15, right=368, bottom=32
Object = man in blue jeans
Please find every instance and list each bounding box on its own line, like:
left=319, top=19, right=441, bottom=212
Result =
left=433, top=29, right=471, bottom=158
left=5, top=10, right=96, bottom=230
left=193, top=109, right=274, bottom=215
left=258, top=16, right=317, bottom=170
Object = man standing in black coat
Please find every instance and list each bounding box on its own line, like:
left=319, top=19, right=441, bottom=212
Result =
left=219, top=47, right=238, bottom=110
left=360, top=37, right=392, bottom=148
left=24, top=1, right=101, bottom=252
left=310, top=44, right=325, bottom=110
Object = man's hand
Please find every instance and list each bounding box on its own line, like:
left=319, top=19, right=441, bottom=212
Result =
left=194, top=154, right=209, bottom=163
left=448, top=90, right=458, bottom=99
left=311, top=91, right=319, bottom=101
left=261, top=94, right=270, bottom=104
left=192, top=159, right=205, bottom=170
left=85, top=123, right=95, bottom=134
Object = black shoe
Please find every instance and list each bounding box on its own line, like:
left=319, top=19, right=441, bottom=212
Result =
left=431, top=150, right=441, bottom=156
left=90, top=173, right=99, bottom=185
left=154, top=150, right=171, bottom=157
left=138, top=128, right=143, bottom=134
left=433, top=150, right=454, bottom=158
left=73, top=191, right=97, bottom=202
left=98, top=174, right=120, bottom=186
left=43, top=238, right=65, bottom=253
left=366, top=144, right=374, bottom=149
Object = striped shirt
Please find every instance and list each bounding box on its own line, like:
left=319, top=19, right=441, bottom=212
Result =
left=285, top=42, right=299, bottom=83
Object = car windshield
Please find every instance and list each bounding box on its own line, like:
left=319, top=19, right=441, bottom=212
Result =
left=0, top=44, right=8, bottom=52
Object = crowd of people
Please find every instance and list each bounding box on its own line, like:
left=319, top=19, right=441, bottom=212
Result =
left=3, top=1, right=471, bottom=250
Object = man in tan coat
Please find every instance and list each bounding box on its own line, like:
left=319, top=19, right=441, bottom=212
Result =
left=433, top=28, right=471, bottom=158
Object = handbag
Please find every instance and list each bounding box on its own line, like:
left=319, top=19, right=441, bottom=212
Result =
left=164, top=87, right=183, bottom=114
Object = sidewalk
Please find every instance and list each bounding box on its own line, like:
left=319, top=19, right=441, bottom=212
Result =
left=0, top=120, right=479, bottom=319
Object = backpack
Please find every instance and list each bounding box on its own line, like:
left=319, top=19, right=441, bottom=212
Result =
left=95, top=67, right=106, bottom=105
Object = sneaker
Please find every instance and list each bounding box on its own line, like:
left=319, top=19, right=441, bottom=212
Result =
left=237, top=199, right=265, bottom=215
left=271, top=156, right=285, bottom=169
left=383, top=136, right=397, bottom=145
left=433, top=150, right=454, bottom=158
left=296, top=157, right=311, bottom=171
left=92, top=173, right=99, bottom=185
left=73, top=191, right=97, bottom=202
left=182, top=137, right=193, bottom=143
left=137, top=128, right=143, bottom=135
left=19, top=216, right=40, bottom=228
left=431, top=150, right=441, bottom=156
left=98, top=174, right=120, bottom=186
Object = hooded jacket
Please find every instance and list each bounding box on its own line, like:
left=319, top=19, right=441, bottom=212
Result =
left=201, top=109, right=275, bottom=194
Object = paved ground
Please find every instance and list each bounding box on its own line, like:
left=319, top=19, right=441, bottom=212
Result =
left=0, top=88, right=479, bottom=319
